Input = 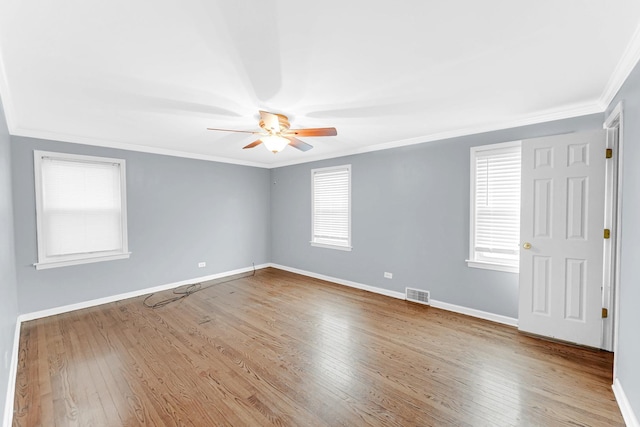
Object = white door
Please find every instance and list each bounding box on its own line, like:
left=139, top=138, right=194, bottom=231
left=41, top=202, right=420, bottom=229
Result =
left=518, top=130, right=606, bottom=348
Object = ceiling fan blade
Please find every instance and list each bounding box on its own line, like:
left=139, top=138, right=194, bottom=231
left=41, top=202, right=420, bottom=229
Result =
left=259, top=110, right=282, bottom=133
left=207, top=127, right=259, bottom=134
left=243, top=140, right=263, bottom=149
left=285, top=127, right=337, bottom=137
left=287, top=137, right=313, bottom=152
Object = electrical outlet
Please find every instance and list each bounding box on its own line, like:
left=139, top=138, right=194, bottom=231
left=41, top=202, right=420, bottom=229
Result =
left=198, top=262, right=206, bottom=268
left=384, top=272, right=393, bottom=279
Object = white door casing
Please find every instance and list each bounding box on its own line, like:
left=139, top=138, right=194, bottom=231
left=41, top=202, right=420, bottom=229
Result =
left=518, top=130, right=606, bottom=348
left=602, top=127, right=619, bottom=352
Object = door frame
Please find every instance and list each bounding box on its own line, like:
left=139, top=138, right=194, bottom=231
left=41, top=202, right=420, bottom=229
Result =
left=603, top=101, right=624, bottom=356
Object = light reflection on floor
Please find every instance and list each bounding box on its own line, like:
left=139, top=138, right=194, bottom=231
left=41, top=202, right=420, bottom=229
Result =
left=313, top=311, right=356, bottom=390
left=472, top=365, right=523, bottom=424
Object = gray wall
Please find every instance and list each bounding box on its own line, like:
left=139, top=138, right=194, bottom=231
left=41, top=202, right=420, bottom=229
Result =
left=606, top=60, right=640, bottom=419
left=11, top=137, right=271, bottom=314
left=271, top=114, right=603, bottom=319
left=0, top=99, right=19, bottom=422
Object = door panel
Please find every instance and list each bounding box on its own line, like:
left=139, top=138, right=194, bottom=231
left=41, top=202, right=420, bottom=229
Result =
left=564, top=258, right=586, bottom=321
left=566, top=177, right=587, bottom=239
left=533, top=179, right=552, bottom=237
left=531, top=256, right=551, bottom=314
left=519, top=130, right=606, bottom=348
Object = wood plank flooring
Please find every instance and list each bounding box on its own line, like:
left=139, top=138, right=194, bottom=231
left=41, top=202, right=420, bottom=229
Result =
left=13, top=268, right=624, bottom=426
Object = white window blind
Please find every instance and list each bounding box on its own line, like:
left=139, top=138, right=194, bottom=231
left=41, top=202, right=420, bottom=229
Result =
left=311, top=165, right=351, bottom=250
left=34, top=151, right=130, bottom=269
left=469, top=142, right=521, bottom=272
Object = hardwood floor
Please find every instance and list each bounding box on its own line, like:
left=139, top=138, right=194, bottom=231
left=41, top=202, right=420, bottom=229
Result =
left=13, top=268, right=624, bottom=426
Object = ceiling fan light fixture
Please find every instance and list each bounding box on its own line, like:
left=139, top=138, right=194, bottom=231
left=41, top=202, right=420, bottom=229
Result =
left=207, top=110, right=336, bottom=153
left=261, top=135, right=289, bottom=153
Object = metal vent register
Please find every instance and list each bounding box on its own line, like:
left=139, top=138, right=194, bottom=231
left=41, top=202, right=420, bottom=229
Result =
left=406, top=287, right=430, bottom=305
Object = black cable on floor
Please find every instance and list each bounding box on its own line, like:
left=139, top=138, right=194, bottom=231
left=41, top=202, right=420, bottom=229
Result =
left=143, top=262, right=256, bottom=309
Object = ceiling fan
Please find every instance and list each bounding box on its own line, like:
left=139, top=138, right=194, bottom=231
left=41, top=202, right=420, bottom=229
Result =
left=207, top=110, right=337, bottom=153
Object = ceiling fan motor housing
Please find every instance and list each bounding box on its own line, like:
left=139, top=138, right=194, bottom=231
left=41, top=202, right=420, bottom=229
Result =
left=260, top=113, right=290, bottom=134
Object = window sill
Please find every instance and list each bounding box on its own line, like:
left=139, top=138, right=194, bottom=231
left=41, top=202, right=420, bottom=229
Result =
left=310, top=242, right=352, bottom=252
left=466, top=260, right=519, bottom=274
left=35, top=252, right=131, bottom=270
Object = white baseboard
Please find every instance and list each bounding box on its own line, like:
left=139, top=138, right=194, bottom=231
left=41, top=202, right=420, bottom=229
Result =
left=430, top=299, right=518, bottom=327
left=18, top=263, right=270, bottom=323
left=269, top=263, right=406, bottom=300
left=613, top=377, right=640, bottom=427
left=3, top=319, right=21, bottom=427
left=269, top=264, right=518, bottom=327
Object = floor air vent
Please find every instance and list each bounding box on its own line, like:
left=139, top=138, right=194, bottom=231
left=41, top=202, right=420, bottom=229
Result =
left=406, top=287, right=430, bottom=305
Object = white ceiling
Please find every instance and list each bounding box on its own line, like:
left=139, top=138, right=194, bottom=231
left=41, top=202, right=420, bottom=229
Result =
left=1, top=0, right=640, bottom=168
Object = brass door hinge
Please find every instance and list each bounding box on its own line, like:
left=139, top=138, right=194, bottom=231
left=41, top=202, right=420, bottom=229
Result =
left=604, top=229, right=611, bottom=239
left=606, top=148, right=613, bottom=159
left=602, top=308, right=608, bottom=318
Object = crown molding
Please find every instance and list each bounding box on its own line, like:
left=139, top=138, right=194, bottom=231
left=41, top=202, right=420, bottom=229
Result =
left=10, top=127, right=270, bottom=169
left=268, top=101, right=604, bottom=168
left=600, top=22, right=640, bottom=109
left=6, top=101, right=604, bottom=171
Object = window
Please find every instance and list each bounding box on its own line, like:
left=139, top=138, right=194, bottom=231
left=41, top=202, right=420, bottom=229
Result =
left=467, top=141, right=521, bottom=273
left=311, top=165, right=351, bottom=251
left=34, top=151, right=130, bottom=269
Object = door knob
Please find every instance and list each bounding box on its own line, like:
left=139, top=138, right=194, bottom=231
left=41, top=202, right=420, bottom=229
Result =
left=523, top=242, right=532, bottom=250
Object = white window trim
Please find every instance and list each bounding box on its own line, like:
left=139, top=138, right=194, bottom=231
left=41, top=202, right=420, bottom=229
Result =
left=466, top=259, right=519, bottom=274
left=466, top=140, right=521, bottom=274
left=310, top=164, right=352, bottom=251
left=310, top=241, right=353, bottom=251
left=33, top=150, right=131, bottom=270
